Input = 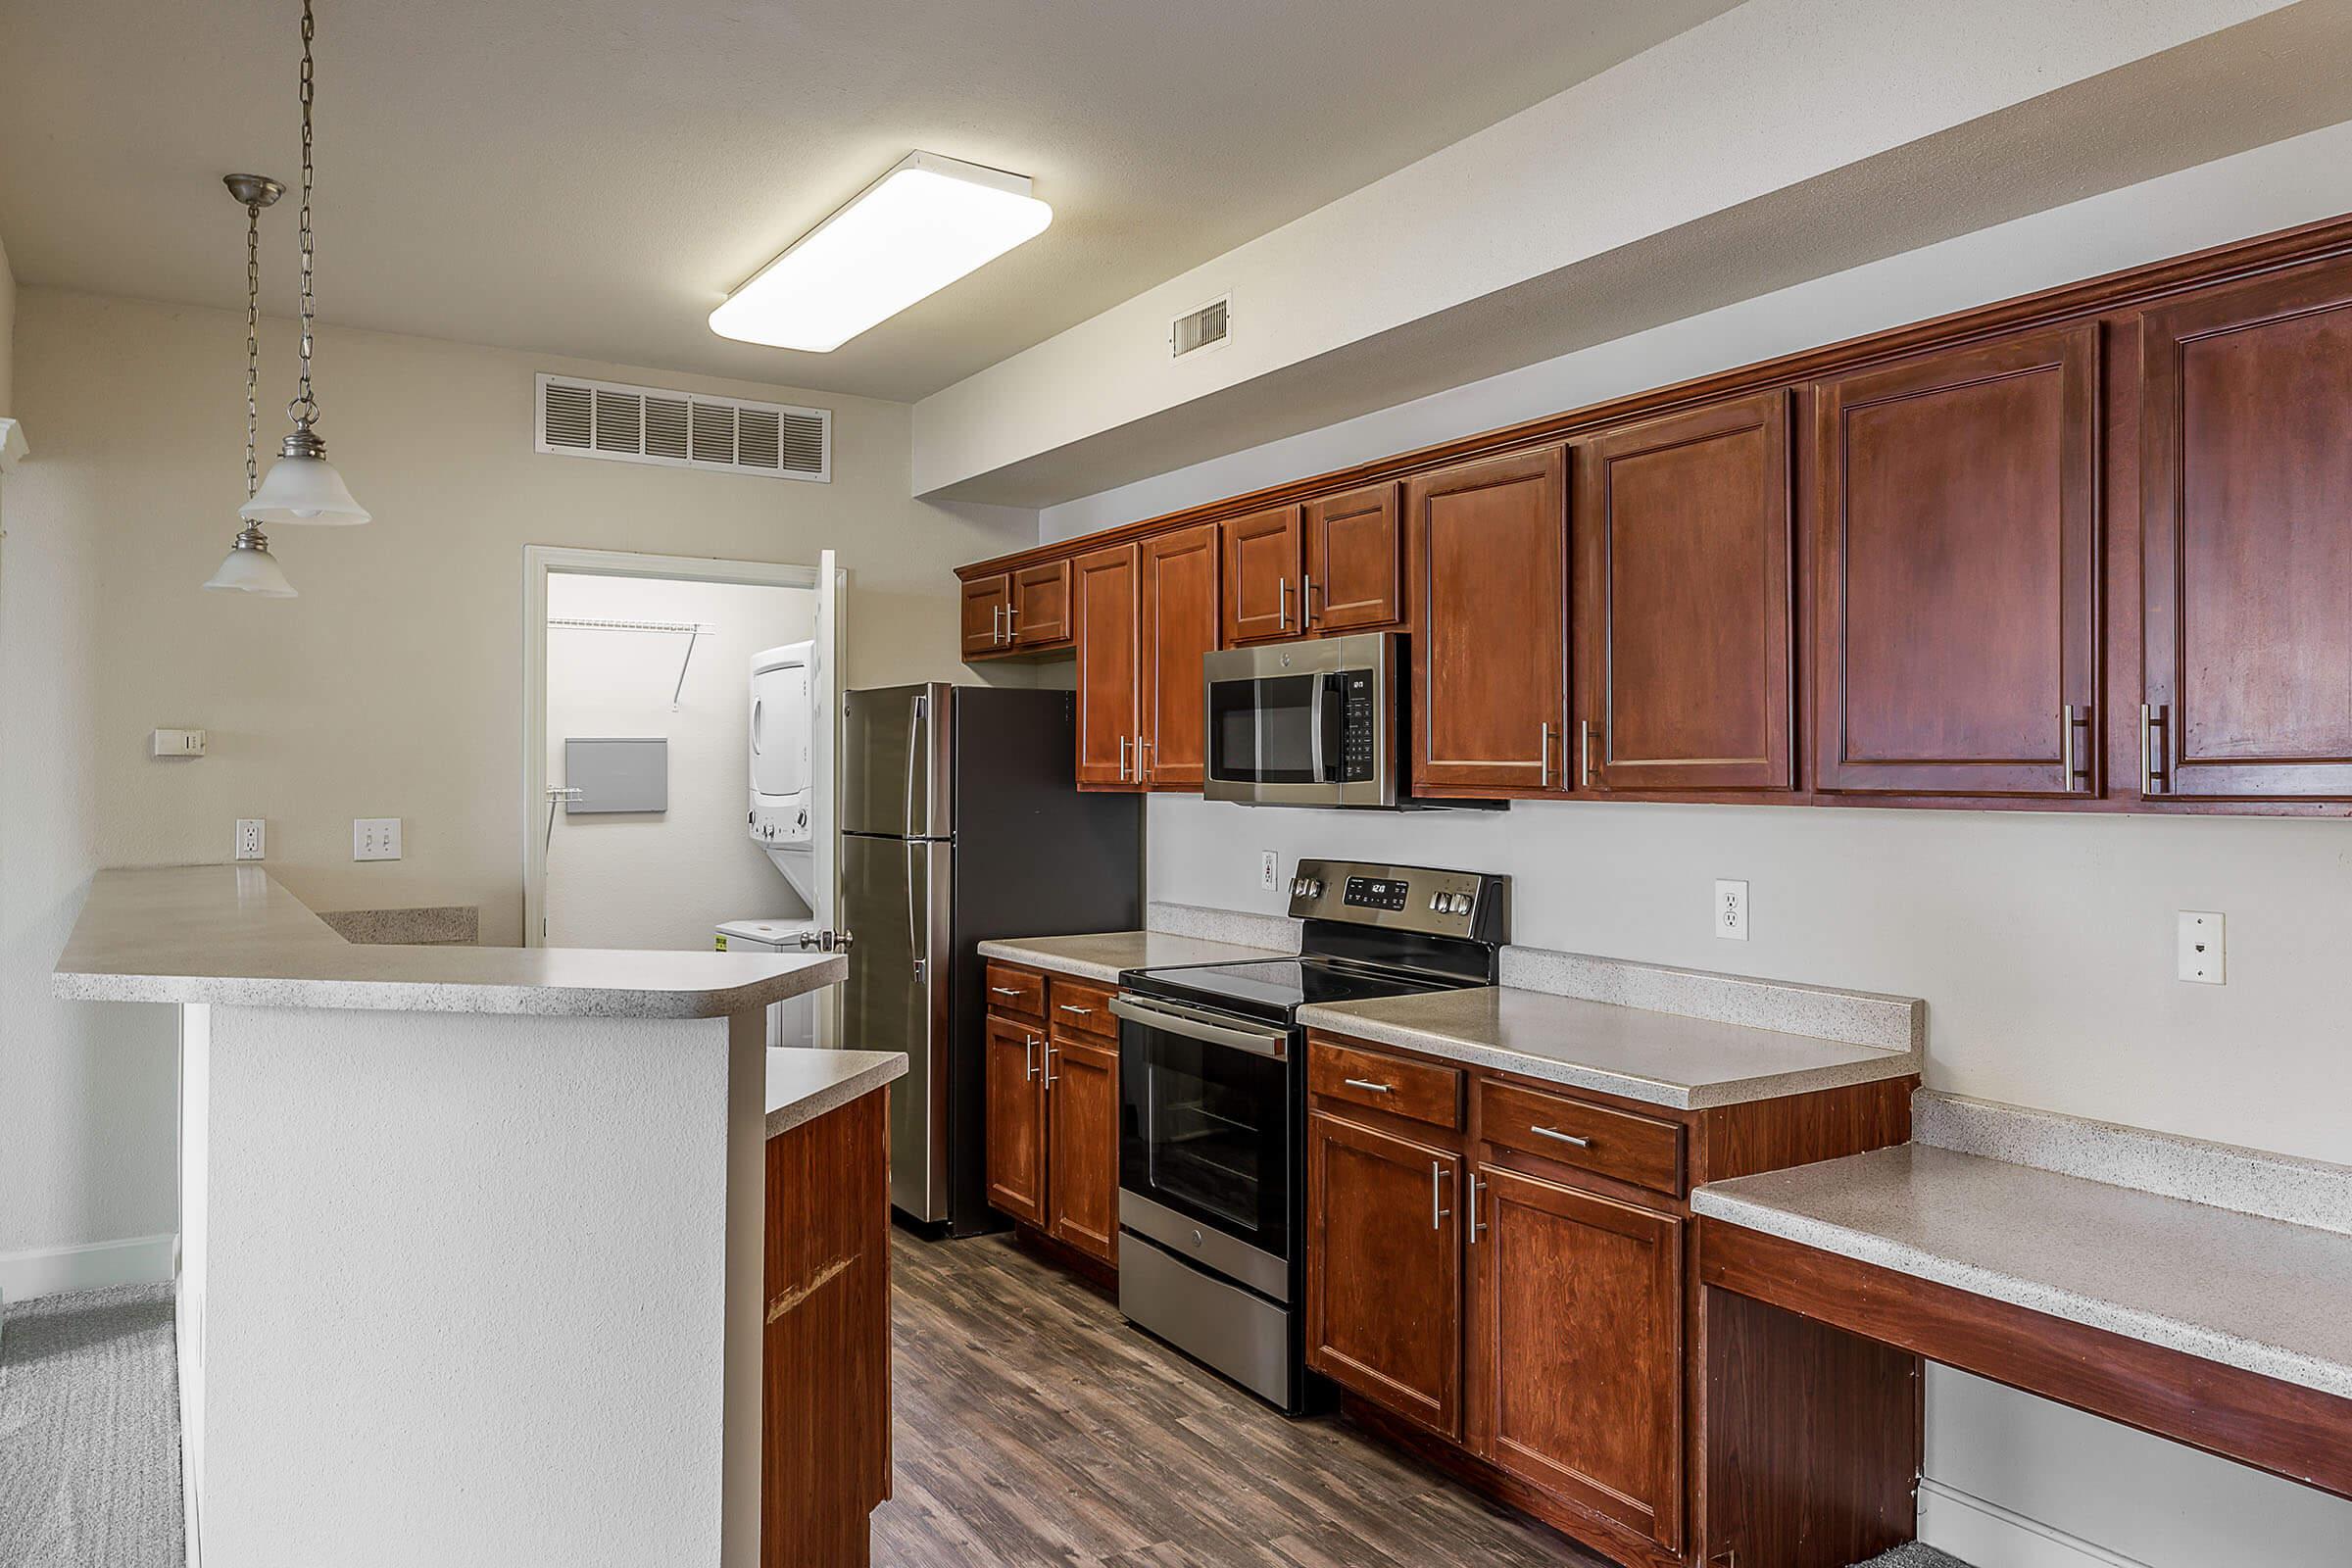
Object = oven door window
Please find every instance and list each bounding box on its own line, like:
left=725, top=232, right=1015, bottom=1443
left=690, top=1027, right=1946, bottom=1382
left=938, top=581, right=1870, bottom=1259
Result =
left=1208, top=672, right=1340, bottom=786
left=1119, top=1017, right=1290, bottom=1255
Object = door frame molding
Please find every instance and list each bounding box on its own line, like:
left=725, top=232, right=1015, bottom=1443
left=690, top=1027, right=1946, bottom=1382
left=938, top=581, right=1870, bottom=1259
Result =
left=520, top=544, right=845, bottom=952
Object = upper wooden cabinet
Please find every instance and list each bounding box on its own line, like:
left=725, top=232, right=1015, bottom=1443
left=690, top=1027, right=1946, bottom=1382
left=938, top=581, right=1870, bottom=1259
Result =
left=960, top=573, right=1013, bottom=659
left=1072, top=544, right=1142, bottom=789
left=1304, top=482, right=1404, bottom=633
left=1222, top=504, right=1305, bottom=644
left=1009, top=560, right=1074, bottom=649
left=1407, top=448, right=1570, bottom=796
left=1813, top=325, right=2101, bottom=798
left=1574, top=393, right=1793, bottom=794
left=2140, top=260, right=2352, bottom=800
left=1139, top=523, right=1220, bottom=790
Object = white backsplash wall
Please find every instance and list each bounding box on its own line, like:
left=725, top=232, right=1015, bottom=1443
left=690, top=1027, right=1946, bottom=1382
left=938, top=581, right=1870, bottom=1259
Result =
left=543, top=574, right=814, bottom=950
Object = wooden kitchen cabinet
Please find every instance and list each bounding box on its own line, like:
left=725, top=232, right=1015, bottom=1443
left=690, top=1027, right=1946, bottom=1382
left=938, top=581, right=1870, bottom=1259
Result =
left=1575, top=393, right=1793, bottom=794
left=1813, top=325, right=2101, bottom=798
left=1468, top=1164, right=1684, bottom=1552
left=1072, top=543, right=1143, bottom=789
left=1304, top=481, right=1404, bottom=633
left=1305, top=1109, right=1464, bottom=1439
left=1009, top=560, right=1074, bottom=649
left=1221, top=503, right=1305, bottom=644
left=1407, top=447, right=1570, bottom=795
left=960, top=573, right=1013, bottom=659
left=1044, top=1032, right=1120, bottom=1266
left=2139, top=259, right=2352, bottom=800
left=982, top=1011, right=1047, bottom=1228
left=1139, top=522, right=1220, bottom=789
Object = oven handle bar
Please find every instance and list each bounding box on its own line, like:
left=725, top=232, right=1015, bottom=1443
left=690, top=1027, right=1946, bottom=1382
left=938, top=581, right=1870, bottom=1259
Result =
left=1110, top=994, right=1291, bottom=1060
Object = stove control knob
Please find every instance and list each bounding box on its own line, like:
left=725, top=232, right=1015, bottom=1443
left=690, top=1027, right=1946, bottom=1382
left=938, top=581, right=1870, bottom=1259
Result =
left=1302, top=877, right=1324, bottom=899
left=1428, top=893, right=1446, bottom=912
left=1448, top=893, right=1473, bottom=915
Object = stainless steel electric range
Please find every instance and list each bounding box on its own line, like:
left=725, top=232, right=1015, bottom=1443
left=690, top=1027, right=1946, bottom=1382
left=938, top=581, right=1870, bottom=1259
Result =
left=1112, top=858, right=1507, bottom=1411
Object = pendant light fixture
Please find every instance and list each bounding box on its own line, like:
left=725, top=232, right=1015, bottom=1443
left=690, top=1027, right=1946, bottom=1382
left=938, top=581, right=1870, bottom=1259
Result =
left=207, top=173, right=299, bottom=598
left=242, top=0, right=369, bottom=527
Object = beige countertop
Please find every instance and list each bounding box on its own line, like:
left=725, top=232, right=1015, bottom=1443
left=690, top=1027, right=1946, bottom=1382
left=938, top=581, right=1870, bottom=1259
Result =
left=765, top=1048, right=906, bottom=1137
left=977, top=930, right=1292, bottom=985
left=54, top=864, right=846, bottom=1018
left=1692, top=1141, right=2352, bottom=1398
left=1298, top=985, right=1919, bottom=1109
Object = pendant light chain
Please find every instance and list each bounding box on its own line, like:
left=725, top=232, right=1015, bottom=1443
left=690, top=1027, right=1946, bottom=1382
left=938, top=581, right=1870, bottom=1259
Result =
left=290, top=0, right=318, bottom=427
left=245, top=196, right=265, bottom=500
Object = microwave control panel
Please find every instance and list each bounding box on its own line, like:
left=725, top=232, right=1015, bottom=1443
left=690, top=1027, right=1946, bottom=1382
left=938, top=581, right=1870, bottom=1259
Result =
left=1338, top=671, right=1377, bottom=782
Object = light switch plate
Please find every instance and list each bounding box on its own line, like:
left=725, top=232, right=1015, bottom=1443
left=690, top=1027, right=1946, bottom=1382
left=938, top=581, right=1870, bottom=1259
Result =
left=1260, top=851, right=1280, bottom=891
left=354, top=817, right=404, bottom=861
left=1715, top=879, right=1749, bottom=940
left=234, top=819, right=265, bottom=860
left=151, top=727, right=207, bottom=759
left=2178, top=910, right=2225, bottom=984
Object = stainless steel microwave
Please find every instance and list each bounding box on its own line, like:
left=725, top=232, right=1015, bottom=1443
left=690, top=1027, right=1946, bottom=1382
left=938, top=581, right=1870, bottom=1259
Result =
left=1202, top=632, right=1400, bottom=808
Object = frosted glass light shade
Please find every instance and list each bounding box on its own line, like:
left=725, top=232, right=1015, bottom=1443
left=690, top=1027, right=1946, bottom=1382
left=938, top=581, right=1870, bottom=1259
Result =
left=710, top=151, right=1052, bottom=353
left=242, top=451, right=370, bottom=525
left=205, top=540, right=299, bottom=597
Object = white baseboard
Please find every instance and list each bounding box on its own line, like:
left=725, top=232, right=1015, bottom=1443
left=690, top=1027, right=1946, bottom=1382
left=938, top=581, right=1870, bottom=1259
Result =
left=0, top=1234, right=177, bottom=1302
left=1920, top=1477, right=2155, bottom=1568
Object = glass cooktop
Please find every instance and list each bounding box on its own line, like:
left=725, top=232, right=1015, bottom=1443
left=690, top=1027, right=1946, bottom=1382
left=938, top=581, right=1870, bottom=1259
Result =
left=1119, top=956, right=1474, bottom=1020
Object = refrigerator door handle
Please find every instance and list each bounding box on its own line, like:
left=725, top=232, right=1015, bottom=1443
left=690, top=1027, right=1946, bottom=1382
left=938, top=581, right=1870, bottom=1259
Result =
left=906, top=838, right=924, bottom=983
left=905, top=693, right=925, bottom=839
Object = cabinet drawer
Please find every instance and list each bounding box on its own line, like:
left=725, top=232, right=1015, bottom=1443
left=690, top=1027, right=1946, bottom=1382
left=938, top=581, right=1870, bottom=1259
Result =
left=1478, top=1080, right=1683, bottom=1197
left=1308, top=1037, right=1463, bottom=1131
left=983, top=962, right=1044, bottom=1020
left=1048, top=976, right=1118, bottom=1041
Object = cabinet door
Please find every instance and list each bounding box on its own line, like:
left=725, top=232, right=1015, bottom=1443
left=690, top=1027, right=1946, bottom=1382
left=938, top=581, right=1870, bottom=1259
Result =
left=959, top=573, right=1011, bottom=658
left=1010, top=560, right=1073, bottom=648
left=1305, top=1111, right=1462, bottom=1439
left=1221, top=504, right=1304, bottom=644
left=983, top=1013, right=1047, bottom=1227
left=1407, top=448, right=1570, bottom=794
left=1305, top=481, right=1403, bottom=633
left=1044, top=1034, right=1120, bottom=1267
left=1140, top=523, right=1220, bottom=789
left=1469, top=1164, right=1683, bottom=1551
left=1814, top=325, right=2100, bottom=797
left=2141, top=262, right=2352, bottom=800
left=1073, top=543, right=1143, bottom=789
left=1577, top=393, right=1792, bottom=793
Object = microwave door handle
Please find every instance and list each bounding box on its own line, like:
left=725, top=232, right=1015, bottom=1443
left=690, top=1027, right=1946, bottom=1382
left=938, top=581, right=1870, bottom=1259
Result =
left=1308, top=673, right=1330, bottom=783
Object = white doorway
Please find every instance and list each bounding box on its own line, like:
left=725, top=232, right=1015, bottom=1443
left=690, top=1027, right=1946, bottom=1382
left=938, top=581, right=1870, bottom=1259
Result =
left=522, top=546, right=845, bottom=1036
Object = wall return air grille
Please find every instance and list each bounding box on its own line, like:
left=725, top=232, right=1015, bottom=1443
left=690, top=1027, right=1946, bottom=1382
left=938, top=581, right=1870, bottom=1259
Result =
left=536, top=373, right=830, bottom=482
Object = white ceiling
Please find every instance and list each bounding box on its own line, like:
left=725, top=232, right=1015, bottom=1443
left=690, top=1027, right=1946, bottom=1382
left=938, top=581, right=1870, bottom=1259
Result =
left=0, top=0, right=1740, bottom=402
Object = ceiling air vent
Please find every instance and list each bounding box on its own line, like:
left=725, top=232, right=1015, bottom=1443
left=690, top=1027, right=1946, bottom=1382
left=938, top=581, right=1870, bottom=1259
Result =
left=1171, top=294, right=1230, bottom=361
left=536, top=373, right=830, bottom=482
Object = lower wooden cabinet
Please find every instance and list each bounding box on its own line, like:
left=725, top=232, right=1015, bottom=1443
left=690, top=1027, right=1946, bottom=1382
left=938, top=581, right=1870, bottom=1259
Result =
left=1304, top=1109, right=1463, bottom=1438
left=1468, top=1164, right=1684, bottom=1552
left=983, top=965, right=1121, bottom=1270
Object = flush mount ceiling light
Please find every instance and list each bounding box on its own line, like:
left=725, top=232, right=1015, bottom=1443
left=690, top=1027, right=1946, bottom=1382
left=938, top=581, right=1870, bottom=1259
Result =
left=710, top=151, right=1053, bottom=353
left=243, top=0, right=370, bottom=527
left=207, top=173, right=299, bottom=599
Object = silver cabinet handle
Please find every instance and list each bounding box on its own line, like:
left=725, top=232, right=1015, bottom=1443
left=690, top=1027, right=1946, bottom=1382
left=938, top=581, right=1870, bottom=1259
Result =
left=990, top=986, right=1021, bottom=998
left=1278, top=576, right=1293, bottom=630
left=2139, top=702, right=2168, bottom=796
left=1301, top=571, right=1317, bottom=627
left=991, top=604, right=1005, bottom=645
left=1058, top=1004, right=1094, bottom=1017
left=1117, top=734, right=1132, bottom=782
left=1431, top=1161, right=1451, bottom=1230
left=1532, top=1126, right=1592, bottom=1149
left=1023, top=1034, right=1039, bottom=1082
left=1540, top=720, right=1552, bottom=788
left=1579, top=719, right=1595, bottom=789
left=1468, top=1173, right=1488, bottom=1244
left=1043, top=1042, right=1058, bottom=1090
left=1342, top=1077, right=1393, bottom=1094
left=2062, top=703, right=2093, bottom=791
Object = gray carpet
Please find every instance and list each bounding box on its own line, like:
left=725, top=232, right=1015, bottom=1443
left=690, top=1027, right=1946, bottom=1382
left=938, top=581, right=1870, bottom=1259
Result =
left=0, top=1283, right=184, bottom=1568
left=1855, top=1545, right=1972, bottom=1568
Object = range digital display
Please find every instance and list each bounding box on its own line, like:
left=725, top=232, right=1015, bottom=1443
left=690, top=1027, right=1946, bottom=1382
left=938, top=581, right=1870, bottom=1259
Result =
left=1343, top=876, right=1411, bottom=911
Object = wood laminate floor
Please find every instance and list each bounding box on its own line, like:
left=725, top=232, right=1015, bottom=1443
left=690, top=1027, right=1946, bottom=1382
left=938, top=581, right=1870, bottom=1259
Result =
left=877, top=1230, right=1605, bottom=1568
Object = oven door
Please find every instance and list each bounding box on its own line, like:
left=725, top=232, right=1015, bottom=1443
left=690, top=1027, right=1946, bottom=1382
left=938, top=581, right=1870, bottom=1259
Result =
left=1113, top=994, right=1294, bottom=1296
left=1202, top=633, right=1397, bottom=808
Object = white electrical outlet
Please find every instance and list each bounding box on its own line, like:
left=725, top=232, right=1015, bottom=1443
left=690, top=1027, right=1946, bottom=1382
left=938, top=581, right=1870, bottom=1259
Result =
left=2178, top=910, right=2225, bottom=984
left=354, top=817, right=404, bottom=861
left=1714, top=879, right=1749, bottom=940
left=234, top=819, right=266, bottom=860
left=1260, top=851, right=1280, bottom=891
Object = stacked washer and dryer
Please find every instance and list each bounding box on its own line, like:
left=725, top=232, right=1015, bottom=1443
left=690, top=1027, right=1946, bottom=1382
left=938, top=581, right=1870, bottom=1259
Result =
left=716, top=640, right=821, bottom=1048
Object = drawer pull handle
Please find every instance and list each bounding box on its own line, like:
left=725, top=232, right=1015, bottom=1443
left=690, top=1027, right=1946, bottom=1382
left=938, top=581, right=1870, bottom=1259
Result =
left=1057, top=1004, right=1095, bottom=1017
left=990, top=986, right=1022, bottom=998
left=1342, top=1078, right=1394, bottom=1094
left=1532, top=1126, right=1592, bottom=1149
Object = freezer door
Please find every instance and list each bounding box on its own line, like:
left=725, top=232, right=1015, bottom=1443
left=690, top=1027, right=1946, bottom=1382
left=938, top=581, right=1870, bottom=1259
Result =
left=842, top=831, right=953, bottom=1220
left=841, top=684, right=954, bottom=839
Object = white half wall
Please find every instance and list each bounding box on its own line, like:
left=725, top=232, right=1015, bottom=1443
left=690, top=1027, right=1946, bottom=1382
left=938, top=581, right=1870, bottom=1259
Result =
left=1062, top=122, right=2352, bottom=1568
left=544, top=573, right=816, bottom=949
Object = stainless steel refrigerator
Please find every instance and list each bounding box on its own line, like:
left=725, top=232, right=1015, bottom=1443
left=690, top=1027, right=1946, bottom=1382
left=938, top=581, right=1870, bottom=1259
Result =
left=839, top=684, right=1142, bottom=1234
